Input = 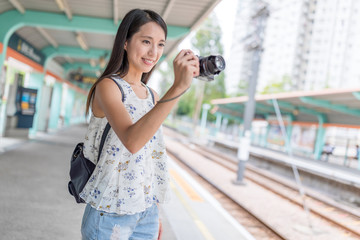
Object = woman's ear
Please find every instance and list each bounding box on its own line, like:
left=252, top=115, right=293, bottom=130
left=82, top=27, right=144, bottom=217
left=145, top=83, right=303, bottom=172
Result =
left=124, top=41, right=127, bottom=51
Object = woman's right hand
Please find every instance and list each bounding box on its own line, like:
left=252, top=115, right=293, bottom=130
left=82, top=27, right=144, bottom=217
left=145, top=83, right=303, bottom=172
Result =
left=172, top=49, right=199, bottom=91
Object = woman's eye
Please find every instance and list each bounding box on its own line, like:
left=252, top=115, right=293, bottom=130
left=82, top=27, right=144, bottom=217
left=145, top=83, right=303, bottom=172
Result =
left=159, top=43, right=165, bottom=47
left=143, top=40, right=150, bottom=44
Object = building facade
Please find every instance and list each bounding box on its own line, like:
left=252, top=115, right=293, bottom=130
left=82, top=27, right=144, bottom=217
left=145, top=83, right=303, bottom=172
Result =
left=227, top=0, right=360, bottom=94
left=225, top=0, right=253, bottom=96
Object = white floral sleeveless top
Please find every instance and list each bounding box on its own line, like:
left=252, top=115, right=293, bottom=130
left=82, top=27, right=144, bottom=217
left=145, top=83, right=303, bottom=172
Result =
left=80, top=75, right=170, bottom=215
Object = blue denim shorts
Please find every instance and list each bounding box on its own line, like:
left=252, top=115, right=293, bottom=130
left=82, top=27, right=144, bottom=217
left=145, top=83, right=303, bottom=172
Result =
left=81, top=204, right=159, bottom=240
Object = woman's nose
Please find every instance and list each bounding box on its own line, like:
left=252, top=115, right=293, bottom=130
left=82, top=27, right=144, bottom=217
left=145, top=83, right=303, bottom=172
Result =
left=148, top=45, right=156, bottom=56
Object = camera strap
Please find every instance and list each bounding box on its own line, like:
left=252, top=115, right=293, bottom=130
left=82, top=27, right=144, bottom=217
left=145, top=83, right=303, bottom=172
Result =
left=157, top=87, right=189, bottom=104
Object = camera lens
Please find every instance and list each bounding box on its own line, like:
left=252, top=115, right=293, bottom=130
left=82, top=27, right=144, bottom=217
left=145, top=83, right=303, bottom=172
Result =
left=197, top=55, right=226, bottom=81
left=214, top=56, right=225, bottom=71
left=199, top=55, right=226, bottom=76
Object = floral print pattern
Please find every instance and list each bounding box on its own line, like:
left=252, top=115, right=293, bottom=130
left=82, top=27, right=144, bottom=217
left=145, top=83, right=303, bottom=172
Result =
left=107, top=145, right=120, bottom=157
left=151, top=150, right=164, bottom=159
left=80, top=76, right=170, bottom=215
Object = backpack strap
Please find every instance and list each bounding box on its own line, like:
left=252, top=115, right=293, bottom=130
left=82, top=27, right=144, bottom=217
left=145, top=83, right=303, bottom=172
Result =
left=147, top=86, right=155, bottom=105
left=109, top=76, right=125, bottom=102
left=96, top=77, right=125, bottom=163
left=97, top=123, right=110, bottom=162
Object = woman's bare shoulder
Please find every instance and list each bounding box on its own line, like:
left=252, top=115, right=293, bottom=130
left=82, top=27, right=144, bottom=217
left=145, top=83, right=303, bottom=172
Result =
left=92, top=78, right=123, bottom=117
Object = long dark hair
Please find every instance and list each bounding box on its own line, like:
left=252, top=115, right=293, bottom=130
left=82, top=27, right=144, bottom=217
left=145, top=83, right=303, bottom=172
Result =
left=86, top=9, right=167, bottom=114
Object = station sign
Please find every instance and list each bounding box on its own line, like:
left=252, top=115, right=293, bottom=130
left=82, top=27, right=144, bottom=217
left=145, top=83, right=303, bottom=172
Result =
left=70, top=72, right=97, bottom=84
left=82, top=76, right=97, bottom=84
left=8, top=33, right=45, bottom=66
left=267, top=115, right=291, bottom=125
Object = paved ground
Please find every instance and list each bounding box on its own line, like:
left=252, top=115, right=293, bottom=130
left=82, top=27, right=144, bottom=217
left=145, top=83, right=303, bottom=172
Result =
left=0, top=124, right=177, bottom=240
left=0, top=125, right=88, bottom=240
left=0, top=124, right=253, bottom=240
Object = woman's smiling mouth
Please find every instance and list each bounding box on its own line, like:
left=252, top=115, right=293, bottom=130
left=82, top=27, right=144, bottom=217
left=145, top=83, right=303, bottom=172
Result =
left=142, top=58, right=155, bottom=65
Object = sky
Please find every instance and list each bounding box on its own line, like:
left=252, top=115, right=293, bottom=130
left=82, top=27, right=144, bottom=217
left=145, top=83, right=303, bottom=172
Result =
left=213, top=0, right=238, bottom=60
left=179, top=0, right=238, bottom=60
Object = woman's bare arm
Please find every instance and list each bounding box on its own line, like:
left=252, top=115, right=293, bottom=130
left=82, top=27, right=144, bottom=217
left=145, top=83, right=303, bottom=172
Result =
left=93, top=50, right=199, bottom=154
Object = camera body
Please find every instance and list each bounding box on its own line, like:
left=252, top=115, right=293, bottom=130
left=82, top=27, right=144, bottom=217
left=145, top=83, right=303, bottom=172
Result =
left=197, top=55, right=226, bottom=82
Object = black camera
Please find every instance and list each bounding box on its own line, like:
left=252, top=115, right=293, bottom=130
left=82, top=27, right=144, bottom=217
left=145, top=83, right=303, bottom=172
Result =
left=197, top=55, right=226, bottom=82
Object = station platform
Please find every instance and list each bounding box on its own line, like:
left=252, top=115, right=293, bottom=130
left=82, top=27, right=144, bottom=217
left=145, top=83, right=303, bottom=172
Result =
left=0, top=124, right=253, bottom=240
left=207, top=135, right=360, bottom=188
left=162, top=158, right=253, bottom=240
left=164, top=130, right=360, bottom=240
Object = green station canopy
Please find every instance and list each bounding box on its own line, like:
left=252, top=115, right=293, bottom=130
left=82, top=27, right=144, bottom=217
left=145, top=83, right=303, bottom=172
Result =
left=0, top=0, right=222, bottom=85
left=211, top=88, right=360, bottom=126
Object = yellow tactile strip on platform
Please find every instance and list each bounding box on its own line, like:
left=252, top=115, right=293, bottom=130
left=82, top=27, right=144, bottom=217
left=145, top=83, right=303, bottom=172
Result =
left=169, top=168, right=204, bottom=202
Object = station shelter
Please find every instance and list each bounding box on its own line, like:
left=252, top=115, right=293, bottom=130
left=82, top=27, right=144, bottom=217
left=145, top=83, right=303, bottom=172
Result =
left=0, top=0, right=221, bottom=140
left=210, top=89, right=360, bottom=169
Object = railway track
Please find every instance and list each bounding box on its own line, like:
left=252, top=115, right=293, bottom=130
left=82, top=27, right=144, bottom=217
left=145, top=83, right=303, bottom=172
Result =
left=167, top=150, right=286, bottom=240
left=192, top=143, right=360, bottom=238
left=164, top=127, right=360, bottom=239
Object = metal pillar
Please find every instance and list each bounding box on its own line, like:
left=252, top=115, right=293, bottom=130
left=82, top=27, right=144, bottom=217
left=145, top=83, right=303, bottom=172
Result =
left=234, top=1, right=269, bottom=185
left=192, top=81, right=205, bottom=135
left=314, top=115, right=327, bottom=160
left=285, top=114, right=294, bottom=154
left=48, top=82, right=63, bottom=130
left=272, top=98, right=313, bottom=229
left=344, top=139, right=350, bottom=166
left=215, top=113, right=222, bottom=130
left=200, top=103, right=210, bottom=136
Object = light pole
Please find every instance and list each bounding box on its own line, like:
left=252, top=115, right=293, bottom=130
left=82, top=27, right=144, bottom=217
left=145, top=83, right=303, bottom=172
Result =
left=234, top=0, right=269, bottom=185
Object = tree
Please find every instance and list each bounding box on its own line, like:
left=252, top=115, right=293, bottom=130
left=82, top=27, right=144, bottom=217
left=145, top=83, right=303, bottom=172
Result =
left=191, top=13, right=224, bottom=57
left=177, top=13, right=226, bottom=123
left=261, top=75, right=291, bottom=94
left=156, top=58, right=174, bottom=96
left=232, top=79, right=248, bottom=97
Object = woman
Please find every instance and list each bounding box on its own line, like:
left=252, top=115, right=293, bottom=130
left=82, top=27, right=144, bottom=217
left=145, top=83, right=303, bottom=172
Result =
left=80, top=8, right=199, bottom=239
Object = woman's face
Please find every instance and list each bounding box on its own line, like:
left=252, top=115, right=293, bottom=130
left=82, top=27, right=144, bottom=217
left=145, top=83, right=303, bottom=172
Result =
left=125, top=22, right=166, bottom=75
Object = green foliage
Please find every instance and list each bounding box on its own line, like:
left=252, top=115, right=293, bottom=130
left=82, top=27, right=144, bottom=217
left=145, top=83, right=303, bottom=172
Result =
left=157, top=57, right=174, bottom=96
left=202, top=71, right=226, bottom=121
left=176, top=87, right=196, bottom=116
left=157, top=13, right=226, bottom=122
left=191, top=14, right=224, bottom=56
left=261, top=75, right=291, bottom=94
left=228, top=79, right=248, bottom=97
left=180, top=13, right=226, bottom=121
